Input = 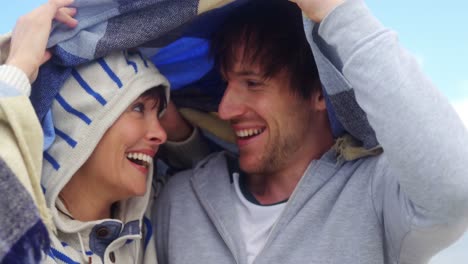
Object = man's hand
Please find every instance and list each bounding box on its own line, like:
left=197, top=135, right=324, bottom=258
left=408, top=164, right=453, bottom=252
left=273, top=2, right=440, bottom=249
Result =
left=160, top=101, right=194, bottom=142
left=289, top=0, right=345, bottom=23
left=6, top=0, right=78, bottom=83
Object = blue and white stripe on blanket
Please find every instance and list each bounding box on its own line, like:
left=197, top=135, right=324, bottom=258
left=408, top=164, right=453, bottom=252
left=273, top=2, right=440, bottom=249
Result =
left=31, top=0, right=378, bottom=151
left=0, top=158, right=50, bottom=264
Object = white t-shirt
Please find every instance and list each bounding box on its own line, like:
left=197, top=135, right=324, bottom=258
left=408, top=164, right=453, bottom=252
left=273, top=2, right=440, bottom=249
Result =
left=232, top=172, right=287, bottom=264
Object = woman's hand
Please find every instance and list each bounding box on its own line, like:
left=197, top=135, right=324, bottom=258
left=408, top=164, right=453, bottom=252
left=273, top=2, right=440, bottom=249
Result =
left=6, top=0, right=78, bottom=83
left=289, top=0, right=345, bottom=23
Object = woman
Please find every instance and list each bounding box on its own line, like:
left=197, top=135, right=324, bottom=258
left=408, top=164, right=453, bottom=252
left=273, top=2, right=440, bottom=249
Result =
left=40, top=51, right=171, bottom=264
left=0, top=1, right=203, bottom=263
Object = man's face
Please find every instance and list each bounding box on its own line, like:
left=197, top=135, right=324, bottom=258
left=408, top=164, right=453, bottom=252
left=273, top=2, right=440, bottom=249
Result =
left=218, top=60, right=327, bottom=177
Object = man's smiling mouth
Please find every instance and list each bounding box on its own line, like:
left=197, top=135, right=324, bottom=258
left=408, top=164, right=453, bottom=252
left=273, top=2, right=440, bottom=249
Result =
left=235, top=128, right=265, bottom=139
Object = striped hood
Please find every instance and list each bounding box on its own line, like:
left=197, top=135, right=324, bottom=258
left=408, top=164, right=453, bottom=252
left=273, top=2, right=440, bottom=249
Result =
left=41, top=51, right=169, bottom=233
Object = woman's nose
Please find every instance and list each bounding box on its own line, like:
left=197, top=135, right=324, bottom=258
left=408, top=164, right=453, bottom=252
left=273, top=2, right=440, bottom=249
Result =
left=146, top=117, right=167, bottom=146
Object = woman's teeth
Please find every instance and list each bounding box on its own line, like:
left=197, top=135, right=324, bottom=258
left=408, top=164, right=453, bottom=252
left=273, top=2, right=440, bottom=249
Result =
left=126, top=152, right=152, bottom=168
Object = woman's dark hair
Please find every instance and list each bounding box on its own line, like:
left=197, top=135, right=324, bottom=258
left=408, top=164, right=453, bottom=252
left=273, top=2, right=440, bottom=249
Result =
left=140, top=85, right=168, bottom=115
left=211, top=0, right=321, bottom=99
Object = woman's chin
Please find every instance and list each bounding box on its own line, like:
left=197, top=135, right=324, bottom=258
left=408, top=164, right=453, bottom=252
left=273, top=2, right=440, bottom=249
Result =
left=129, top=184, right=148, bottom=197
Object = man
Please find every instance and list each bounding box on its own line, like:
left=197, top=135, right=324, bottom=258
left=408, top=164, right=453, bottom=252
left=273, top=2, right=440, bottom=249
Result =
left=154, top=0, right=468, bottom=263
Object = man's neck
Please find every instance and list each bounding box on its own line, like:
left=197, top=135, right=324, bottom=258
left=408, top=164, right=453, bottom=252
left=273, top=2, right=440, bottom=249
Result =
left=247, top=159, right=311, bottom=205
left=247, top=138, right=333, bottom=205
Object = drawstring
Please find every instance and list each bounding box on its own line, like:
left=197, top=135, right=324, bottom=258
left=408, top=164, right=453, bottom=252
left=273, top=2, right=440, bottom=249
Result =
left=136, top=239, right=141, bottom=263
left=333, top=134, right=383, bottom=164
left=77, top=232, right=91, bottom=264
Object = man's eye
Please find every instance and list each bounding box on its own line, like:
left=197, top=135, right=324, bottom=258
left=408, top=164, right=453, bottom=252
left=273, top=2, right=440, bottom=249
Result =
left=246, top=80, right=259, bottom=86
left=246, top=80, right=261, bottom=87
left=132, top=103, right=144, bottom=113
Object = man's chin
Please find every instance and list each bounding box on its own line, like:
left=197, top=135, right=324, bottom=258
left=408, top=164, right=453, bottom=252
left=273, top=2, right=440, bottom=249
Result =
left=239, top=155, right=263, bottom=175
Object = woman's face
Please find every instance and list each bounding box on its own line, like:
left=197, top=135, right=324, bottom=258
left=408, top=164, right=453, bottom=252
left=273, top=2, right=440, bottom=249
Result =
left=74, top=94, right=167, bottom=201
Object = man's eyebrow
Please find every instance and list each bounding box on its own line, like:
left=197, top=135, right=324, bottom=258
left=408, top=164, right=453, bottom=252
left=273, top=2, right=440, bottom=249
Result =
left=232, top=70, right=262, bottom=77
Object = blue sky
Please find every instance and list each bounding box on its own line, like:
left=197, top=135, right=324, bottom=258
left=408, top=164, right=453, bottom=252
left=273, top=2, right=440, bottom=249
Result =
left=1, top=1, right=466, bottom=263
left=367, top=0, right=468, bottom=101
left=366, top=0, right=468, bottom=131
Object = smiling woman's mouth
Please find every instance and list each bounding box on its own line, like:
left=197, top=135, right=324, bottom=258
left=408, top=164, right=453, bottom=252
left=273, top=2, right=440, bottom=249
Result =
left=126, top=153, right=152, bottom=169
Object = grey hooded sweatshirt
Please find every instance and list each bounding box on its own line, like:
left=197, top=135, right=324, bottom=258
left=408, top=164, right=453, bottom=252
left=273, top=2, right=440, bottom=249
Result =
left=154, top=1, right=468, bottom=263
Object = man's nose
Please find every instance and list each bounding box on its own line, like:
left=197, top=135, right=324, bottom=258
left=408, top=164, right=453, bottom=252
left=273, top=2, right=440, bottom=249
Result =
left=218, top=83, right=245, bottom=121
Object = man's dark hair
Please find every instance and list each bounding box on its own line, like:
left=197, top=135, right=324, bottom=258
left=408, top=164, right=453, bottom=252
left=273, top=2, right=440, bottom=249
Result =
left=211, top=0, right=321, bottom=99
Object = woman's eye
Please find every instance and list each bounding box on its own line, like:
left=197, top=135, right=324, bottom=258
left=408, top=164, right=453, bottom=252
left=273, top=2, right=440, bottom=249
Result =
left=158, top=108, right=166, bottom=118
left=132, top=103, right=145, bottom=113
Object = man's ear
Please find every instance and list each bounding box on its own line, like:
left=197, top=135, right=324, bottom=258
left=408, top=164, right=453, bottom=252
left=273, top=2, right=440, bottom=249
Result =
left=311, top=88, right=327, bottom=111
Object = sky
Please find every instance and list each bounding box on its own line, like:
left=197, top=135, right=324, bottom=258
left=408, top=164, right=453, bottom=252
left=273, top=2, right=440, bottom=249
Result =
left=1, top=1, right=467, bottom=263
left=366, top=0, right=468, bottom=133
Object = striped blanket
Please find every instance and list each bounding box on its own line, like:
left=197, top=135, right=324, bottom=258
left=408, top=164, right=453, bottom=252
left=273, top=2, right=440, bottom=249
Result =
left=31, top=0, right=379, bottom=151
left=0, top=159, right=50, bottom=264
